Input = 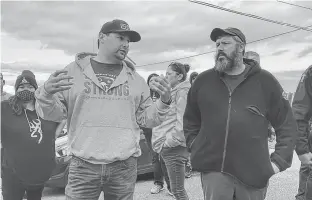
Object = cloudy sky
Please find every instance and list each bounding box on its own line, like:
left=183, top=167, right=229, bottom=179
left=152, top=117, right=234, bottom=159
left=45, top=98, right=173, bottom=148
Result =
left=1, top=0, right=312, bottom=94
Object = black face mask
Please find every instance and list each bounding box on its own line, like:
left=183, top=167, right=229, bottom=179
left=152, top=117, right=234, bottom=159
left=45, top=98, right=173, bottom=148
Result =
left=16, top=90, right=35, bottom=102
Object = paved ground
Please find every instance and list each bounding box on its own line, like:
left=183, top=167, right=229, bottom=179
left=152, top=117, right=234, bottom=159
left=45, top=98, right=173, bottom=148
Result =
left=40, top=149, right=302, bottom=200
left=0, top=145, right=303, bottom=200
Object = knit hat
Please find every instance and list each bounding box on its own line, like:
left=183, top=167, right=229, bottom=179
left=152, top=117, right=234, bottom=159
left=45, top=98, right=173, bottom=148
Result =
left=15, top=70, right=38, bottom=91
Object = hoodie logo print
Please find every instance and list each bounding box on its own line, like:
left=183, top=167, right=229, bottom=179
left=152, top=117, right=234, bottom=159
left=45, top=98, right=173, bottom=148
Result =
left=29, top=119, right=43, bottom=144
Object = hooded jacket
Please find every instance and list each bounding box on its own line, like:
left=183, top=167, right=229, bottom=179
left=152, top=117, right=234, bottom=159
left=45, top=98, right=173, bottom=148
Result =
left=292, top=65, right=312, bottom=154
left=35, top=52, right=170, bottom=164
left=152, top=80, right=191, bottom=153
left=183, top=59, right=297, bottom=189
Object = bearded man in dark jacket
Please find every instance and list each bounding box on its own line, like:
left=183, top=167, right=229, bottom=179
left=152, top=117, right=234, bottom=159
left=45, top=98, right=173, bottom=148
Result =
left=183, top=27, right=297, bottom=200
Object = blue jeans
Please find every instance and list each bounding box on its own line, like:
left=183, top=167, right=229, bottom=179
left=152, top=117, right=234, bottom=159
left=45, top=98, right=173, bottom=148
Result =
left=161, top=145, right=189, bottom=200
left=296, top=163, right=312, bottom=200
left=65, top=156, right=137, bottom=200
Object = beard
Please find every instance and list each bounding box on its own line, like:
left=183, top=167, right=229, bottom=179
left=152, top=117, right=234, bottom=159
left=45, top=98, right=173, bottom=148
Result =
left=214, top=48, right=240, bottom=73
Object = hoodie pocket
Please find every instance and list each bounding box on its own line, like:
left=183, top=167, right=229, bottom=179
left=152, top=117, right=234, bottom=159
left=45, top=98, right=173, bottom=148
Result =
left=71, top=125, right=138, bottom=162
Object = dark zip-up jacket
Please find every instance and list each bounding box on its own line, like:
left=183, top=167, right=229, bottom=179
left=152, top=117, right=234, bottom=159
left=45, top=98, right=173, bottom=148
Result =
left=183, top=59, right=297, bottom=189
left=292, top=65, right=312, bottom=154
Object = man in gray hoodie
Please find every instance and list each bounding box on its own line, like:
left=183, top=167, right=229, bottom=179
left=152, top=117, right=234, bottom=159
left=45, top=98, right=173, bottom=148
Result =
left=35, top=19, right=172, bottom=200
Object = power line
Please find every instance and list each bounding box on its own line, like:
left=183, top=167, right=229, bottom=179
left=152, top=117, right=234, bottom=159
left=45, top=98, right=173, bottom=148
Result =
left=276, top=0, right=312, bottom=11
left=189, top=0, right=312, bottom=33
left=136, top=25, right=312, bottom=68
left=137, top=51, right=215, bottom=67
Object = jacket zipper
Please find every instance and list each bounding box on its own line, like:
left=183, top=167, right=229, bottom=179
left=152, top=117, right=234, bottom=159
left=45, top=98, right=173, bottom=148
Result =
left=221, top=91, right=231, bottom=172
left=220, top=76, right=248, bottom=172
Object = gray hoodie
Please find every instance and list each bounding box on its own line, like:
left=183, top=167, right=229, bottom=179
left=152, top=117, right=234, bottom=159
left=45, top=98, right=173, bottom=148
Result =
left=35, top=52, right=170, bottom=164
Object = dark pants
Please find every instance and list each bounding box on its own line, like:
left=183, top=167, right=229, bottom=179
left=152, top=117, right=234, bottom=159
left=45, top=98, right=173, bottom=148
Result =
left=2, top=167, right=44, bottom=200
left=296, top=163, right=312, bottom=200
left=65, top=156, right=137, bottom=200
left=201, top=172, right=267, bottom=200
left=161, top=146, right=189, bottom=200
left=307, top=165, right=312, bottom=200
left=142, top=128, right=169, bottom=188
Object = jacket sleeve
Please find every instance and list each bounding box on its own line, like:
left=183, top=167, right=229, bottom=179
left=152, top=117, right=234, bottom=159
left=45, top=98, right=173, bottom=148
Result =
left=136, top=79, right=170, bottom=128
left=265, top=72, right=297, bottom=172
left=173, top=88, right=189, bottom=140
left=292, top=67, right=312, bottom=155
left=35, top=86, right=67, bottom=123
left=183, top=85, right=201, bottom=151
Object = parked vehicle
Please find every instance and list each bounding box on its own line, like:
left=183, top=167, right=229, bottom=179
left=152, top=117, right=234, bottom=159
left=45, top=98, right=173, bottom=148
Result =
left=45, top=130, right=154, bottom=188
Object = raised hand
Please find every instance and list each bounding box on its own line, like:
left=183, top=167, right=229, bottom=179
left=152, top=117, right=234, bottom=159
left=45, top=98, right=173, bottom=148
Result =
left=149, top=75, right=171, bottom=103
left=44, top=70, right=74, bottom=94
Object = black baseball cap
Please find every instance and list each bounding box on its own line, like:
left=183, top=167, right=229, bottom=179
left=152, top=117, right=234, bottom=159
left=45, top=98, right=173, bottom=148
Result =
left=99, top=19, right=141, bottom=42
left=210, top=27, right=246, bottom=44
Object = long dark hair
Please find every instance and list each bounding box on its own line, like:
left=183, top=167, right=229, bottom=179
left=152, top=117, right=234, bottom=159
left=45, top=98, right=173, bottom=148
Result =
left=8, top=95, right=24, bottom=115
left=8, top=95, right=35, bottom=116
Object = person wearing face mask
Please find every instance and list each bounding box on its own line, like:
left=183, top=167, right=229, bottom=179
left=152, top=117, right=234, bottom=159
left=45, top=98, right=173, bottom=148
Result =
left=1, top=70, right=59, bottom=200
left=152, top=62, right=191, bottom=199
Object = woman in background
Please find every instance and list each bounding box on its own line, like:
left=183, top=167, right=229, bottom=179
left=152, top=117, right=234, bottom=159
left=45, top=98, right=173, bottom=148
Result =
left=152, top=62, right=191, bottom=199
left=1, top=70, right=59, bottom=200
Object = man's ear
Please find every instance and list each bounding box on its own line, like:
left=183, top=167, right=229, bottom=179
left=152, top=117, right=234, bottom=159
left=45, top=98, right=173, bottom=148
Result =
left=98, top=33, right=108, bottom=44
left=239, top=43, right=245, bottom=54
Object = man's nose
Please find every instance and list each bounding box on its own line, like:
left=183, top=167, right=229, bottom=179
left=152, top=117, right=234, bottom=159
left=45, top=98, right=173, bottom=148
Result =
left=217, top=44, right=225, bottom=52
left=122, top=41, right=129, bottom=48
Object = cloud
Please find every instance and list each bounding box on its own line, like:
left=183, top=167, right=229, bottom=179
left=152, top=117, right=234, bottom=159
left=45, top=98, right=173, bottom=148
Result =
left=270, top=49, right=289, bottom=56
left=1, top=0, right=311, bottom=79
left=2, top=1, right=311, bottom=56
left=297, top=46, right=312, bottom=58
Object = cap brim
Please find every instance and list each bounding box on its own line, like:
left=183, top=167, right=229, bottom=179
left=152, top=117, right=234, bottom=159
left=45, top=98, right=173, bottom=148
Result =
left=114, top=30, right=141, bottom=42
left=210, top=28, right=236, bottom=42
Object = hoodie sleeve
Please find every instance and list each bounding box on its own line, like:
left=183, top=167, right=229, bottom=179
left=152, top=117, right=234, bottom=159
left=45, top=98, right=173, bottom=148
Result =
left=183, top=84, right=201, bottom=151
left=136, top=77, right=170, bottom=128
left=35, top=65, right=71, bottom=123
left=292, top=67, right=312, bottom=155
left=263, top=71, right=297, bottom=172
left=35, top=86, right=67, bottom=123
